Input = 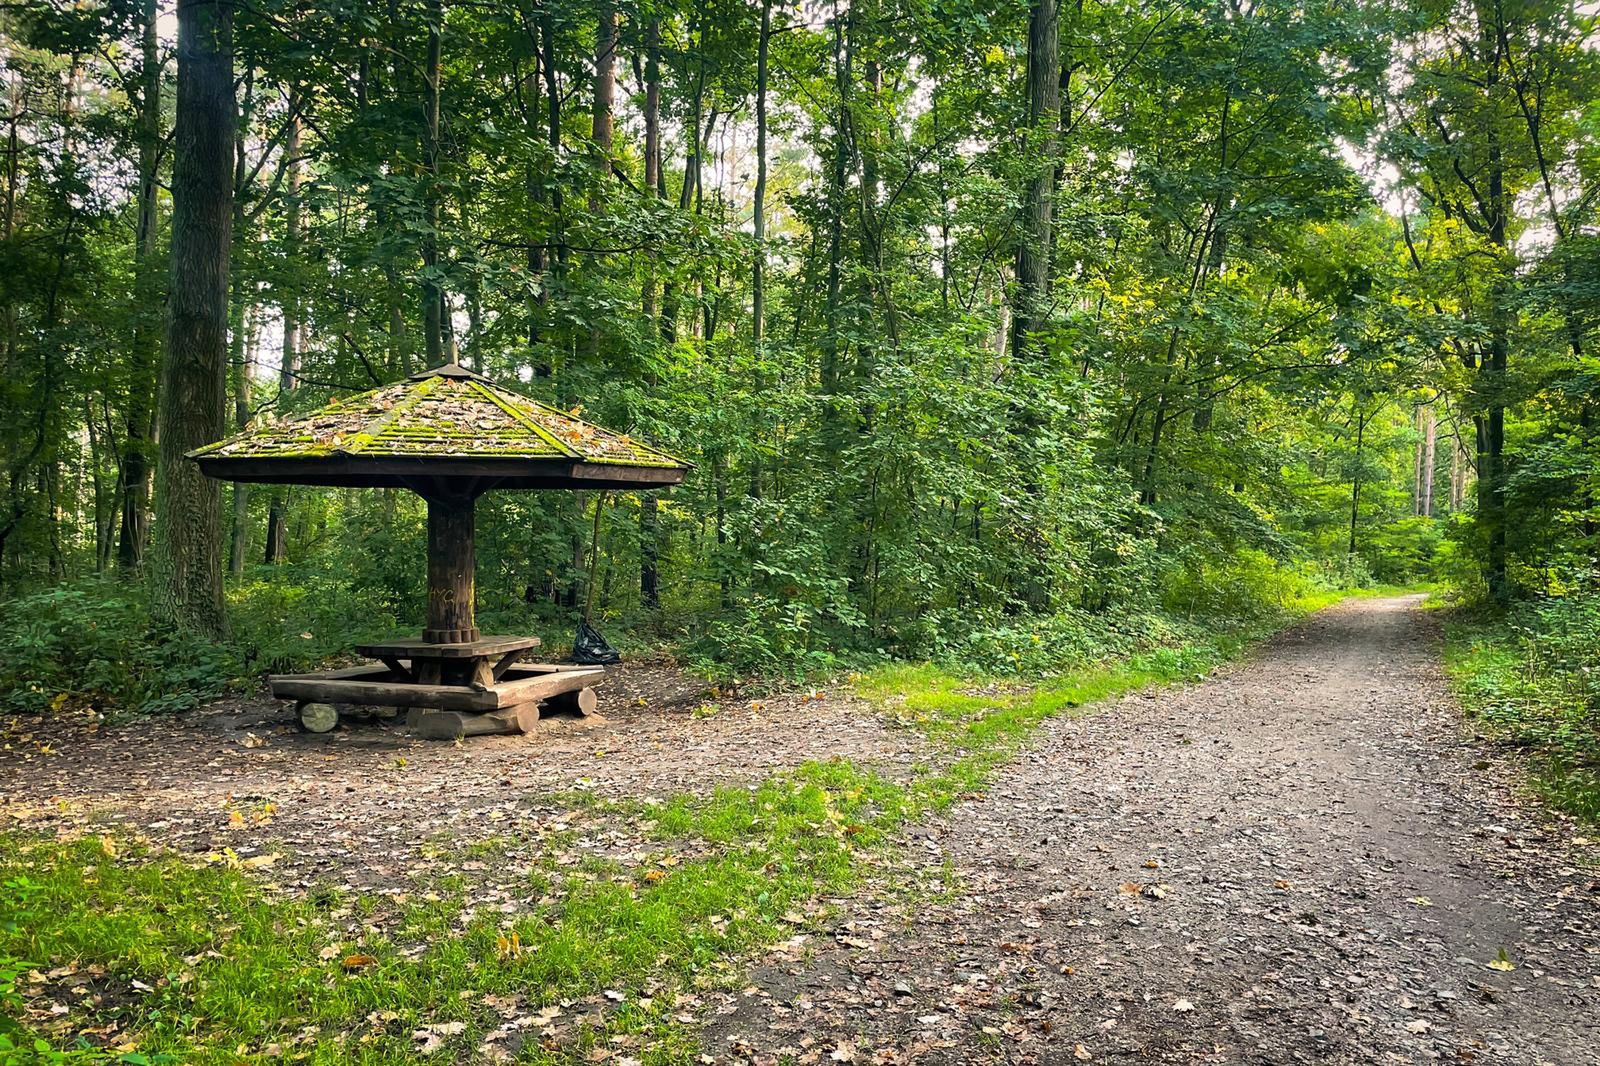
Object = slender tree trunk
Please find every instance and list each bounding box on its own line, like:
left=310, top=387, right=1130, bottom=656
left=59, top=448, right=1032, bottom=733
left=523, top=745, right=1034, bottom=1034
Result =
left=590, top=1, right=616, bottom=197
left=1451, top=428, right=1468, bottom=511
left=150, top=0, right=233, bottom=637
left=661, top=3, right=707, bottom=346
left=1420, top=406, right=1436, bottom=517
left=264, top=108, right=302, bottom=564
left=1009, top=0, right=1060, bottom=362
left=641, top=18, right=661, bottom=324
left=747, top=0, right=772, bottom=503
left=522, top=15, right=546, bottom=348
left=230, top=305, right=256, bottom=573
left=118, top=0, right=163, bottom=572
left=820, top=4, right=851, bottom=401
left=1477, top=1, right=1510, bottom=600
left=1348, top=402, right=1365, bottom=557
left=752, top=0, right=770, bottom=349
left=422, top=0, right=446, bottom=366
left=540, top=9, right=564, bottom=280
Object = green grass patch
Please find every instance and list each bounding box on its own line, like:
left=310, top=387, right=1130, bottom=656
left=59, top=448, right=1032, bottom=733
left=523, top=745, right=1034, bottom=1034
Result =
left=1442, top=601, right=1600, bottom=826
left=2, top=594, right=1358, bottom=1062
left=1440, top=605, right=1600, bottom=819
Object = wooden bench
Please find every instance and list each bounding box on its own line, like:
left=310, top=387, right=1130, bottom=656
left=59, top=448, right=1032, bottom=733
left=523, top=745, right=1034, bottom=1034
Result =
left=268, top=635, right=604, bottom=738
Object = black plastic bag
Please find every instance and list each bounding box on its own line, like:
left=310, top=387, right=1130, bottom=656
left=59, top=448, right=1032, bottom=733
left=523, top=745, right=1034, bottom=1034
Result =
left=571, top=619, right=621, bottom=665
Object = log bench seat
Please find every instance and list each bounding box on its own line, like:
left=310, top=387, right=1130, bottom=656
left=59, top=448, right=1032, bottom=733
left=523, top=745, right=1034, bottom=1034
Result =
left=269, top=653, right=605, bottom=738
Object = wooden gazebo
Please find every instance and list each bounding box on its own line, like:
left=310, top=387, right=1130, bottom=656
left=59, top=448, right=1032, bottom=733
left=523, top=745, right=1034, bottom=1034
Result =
left=190, top=362, right=688, bottom=738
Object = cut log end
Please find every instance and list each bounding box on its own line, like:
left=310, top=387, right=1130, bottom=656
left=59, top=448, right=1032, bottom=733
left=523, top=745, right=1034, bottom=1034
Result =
left=298, top=701, right=339, bottom=733
left=543, top=687, right=598, bottom=718
left=412, top=704, right=538, bottom=740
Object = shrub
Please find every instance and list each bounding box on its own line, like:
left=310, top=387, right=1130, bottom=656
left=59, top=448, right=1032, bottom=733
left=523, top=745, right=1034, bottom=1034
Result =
left=0, top=582, right=236, bottom=718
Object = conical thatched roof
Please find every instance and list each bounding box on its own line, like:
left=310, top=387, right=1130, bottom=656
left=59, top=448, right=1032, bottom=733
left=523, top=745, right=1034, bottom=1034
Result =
left=191, top=363, right=689, bottom=492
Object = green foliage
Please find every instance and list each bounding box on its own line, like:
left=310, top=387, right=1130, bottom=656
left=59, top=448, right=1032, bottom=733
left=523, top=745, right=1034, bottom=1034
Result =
left=1445, top=581, right=1600, bottom=824
left=0, top=584, right=234, bottom=718
left=0, top=0, right=1591, bottom=712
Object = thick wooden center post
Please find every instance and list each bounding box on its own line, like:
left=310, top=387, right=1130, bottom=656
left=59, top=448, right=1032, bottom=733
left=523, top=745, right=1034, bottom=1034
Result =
left=424, top=492, right=480, bottom=645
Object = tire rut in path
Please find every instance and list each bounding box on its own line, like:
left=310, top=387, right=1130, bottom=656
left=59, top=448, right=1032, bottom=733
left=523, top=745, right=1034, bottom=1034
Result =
left=706, top=597, right=1600, bottom=1065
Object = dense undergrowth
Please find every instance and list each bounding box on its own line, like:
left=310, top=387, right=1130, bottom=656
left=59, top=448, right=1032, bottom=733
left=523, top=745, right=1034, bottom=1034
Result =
left=0, top=550, right=1374, bottom=721
left=1443, top=580, right=1600, bottom=825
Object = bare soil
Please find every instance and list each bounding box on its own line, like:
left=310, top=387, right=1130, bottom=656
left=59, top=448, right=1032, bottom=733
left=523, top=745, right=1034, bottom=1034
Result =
left=706, top=597, right=1600, bottom=1065
left=0, top=658, right=923, bottom=890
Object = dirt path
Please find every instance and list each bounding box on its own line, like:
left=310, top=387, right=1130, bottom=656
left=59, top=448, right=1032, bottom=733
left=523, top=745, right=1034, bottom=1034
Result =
left=707, top=597, right=1600, bottom=1065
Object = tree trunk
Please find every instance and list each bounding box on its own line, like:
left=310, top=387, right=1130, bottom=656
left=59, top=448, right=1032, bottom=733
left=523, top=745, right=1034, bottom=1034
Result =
left=422, top=0, right=446, bottom=366
left=820, top=6, right=851, bottom=401
left=1420, top=405, right=1436, bottom=517
left=638, top=17, right=664, bottom=610
left=523, top=11, right=546, bottom=348
left=230, top=305, right=256, bottom=573
left=641, top=18, right=662, bottom=323
left=1477, top=1, right=1509, bottom=600
left=1348, top=403, right=1365, bottom=557
left=1009, top=0, right=1060, bottom=361
left=264, top=108, right=302, bottom=564
left=590, top=1, right=617, bottom=196
left=117, top=0, right=163, bottom=572
left=150, top=0, right=233, bottom=638
left=752, top=0, right=770, bottom=348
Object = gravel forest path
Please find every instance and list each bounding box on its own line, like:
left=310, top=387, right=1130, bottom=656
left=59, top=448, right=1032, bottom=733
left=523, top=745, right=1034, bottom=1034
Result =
left=708, top=597, right=1600, bottom=1065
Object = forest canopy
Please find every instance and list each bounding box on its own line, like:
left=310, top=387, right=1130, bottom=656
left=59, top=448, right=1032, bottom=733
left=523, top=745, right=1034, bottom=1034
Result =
left=0, top=0, right=1595, bottom=700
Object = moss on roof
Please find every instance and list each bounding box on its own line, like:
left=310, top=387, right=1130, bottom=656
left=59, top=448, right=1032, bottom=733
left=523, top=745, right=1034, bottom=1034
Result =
left=191, top=365, right=686, bottom=469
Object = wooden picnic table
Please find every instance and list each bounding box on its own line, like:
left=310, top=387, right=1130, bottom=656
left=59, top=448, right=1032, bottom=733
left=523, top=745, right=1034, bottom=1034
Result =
left=269, top=634, right=605, bottom=739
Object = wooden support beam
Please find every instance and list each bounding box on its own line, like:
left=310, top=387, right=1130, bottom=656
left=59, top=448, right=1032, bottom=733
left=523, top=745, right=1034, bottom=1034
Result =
left=424, top=493, right=479, bottom=643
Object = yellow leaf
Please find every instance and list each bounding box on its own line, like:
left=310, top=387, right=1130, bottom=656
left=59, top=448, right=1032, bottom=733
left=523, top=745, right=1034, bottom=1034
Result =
left=1486, top=948, right=1516, bottom=972
left=99, top=834, right=116, bottom=858
left=642, top=869, right=666, bottom=884
left=341, top=954, right=378, bottom=971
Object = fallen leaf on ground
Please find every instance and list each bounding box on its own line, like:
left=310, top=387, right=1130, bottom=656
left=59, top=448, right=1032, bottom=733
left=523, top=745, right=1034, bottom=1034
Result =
left=341, top=954, right=378, bottom=971
left=1172, top=998, right=1195, bottom=1013
left=412, top=1021, right=467, bottom=1053
left=1486, top=948, right=1516, bottom=972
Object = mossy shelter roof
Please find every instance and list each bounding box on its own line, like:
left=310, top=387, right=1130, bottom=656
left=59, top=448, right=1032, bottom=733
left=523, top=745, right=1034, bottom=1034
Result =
left=190, top=363, right=689, bottom=492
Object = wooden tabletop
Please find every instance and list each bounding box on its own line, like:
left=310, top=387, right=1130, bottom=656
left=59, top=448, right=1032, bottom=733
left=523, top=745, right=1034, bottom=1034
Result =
left=354, top=635, right=542, bottom=660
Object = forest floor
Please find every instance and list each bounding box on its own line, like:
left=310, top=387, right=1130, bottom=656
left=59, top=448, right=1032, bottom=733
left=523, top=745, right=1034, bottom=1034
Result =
left=2, top=597, right=1598, bottom=1064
